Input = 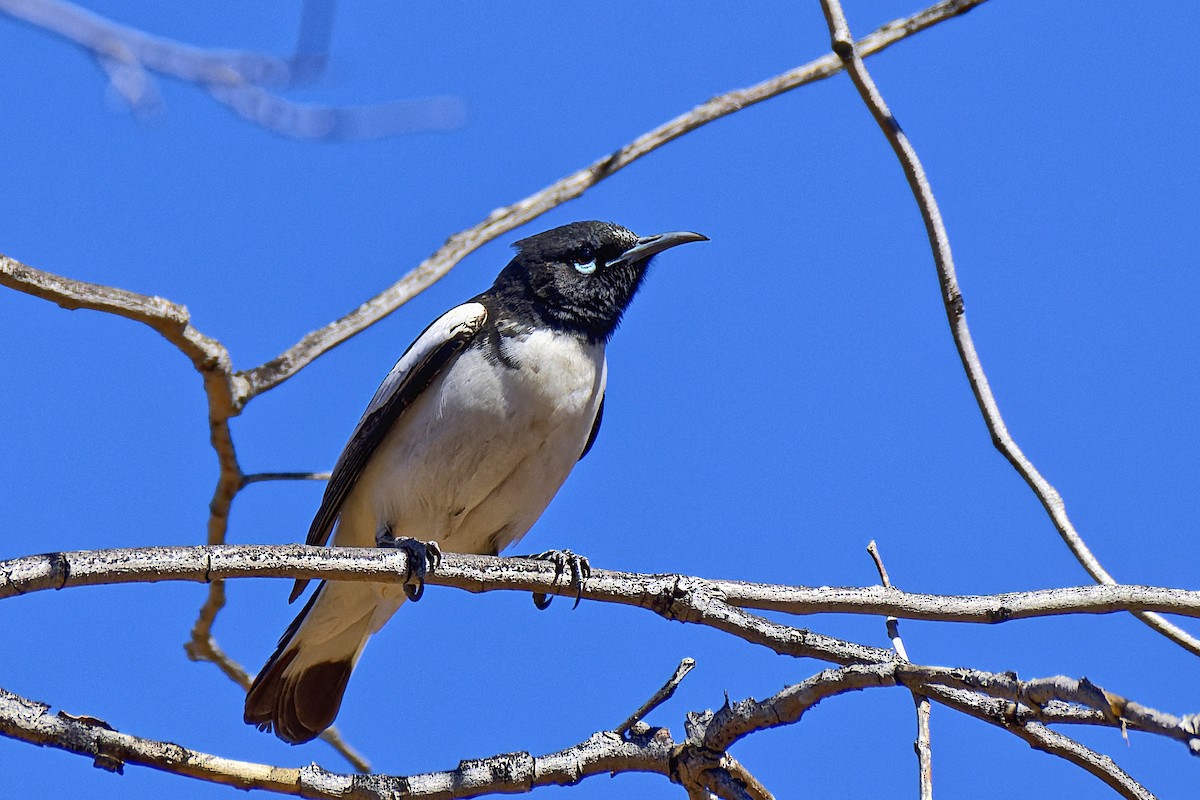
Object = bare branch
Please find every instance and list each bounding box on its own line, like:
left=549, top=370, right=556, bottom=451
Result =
left=866, top=541, right=932, bottom=799
left=237, top=0, right=992, bottom=400
left=929, top=688, right=1159, bottom=800
left=5, top=545, right=1200, bottom=626
left=616, top=658, right=697, bottom=737
left=914, top=692, right=934, bottom=800
left=0, top=0, right=465, bottom=140
left=2, top=544, right=1197, bottom=748
left=708, top=580, right=1200, bottom=624
left=814, top=0, right=1200, bottom=657
left=0, top=253, right=243, bottom=416
left=698, top=666, right=1170, bottom=798
left=0, top=686, right=671, bottom=798
left=1019, top=724, right=1156, bottom=800
left=866, top=540, right=909, bottom=660
left=704, top=664, right=898, bottom=751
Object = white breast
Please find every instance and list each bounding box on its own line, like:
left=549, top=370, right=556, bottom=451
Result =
left=334, top=329, right=607, bottom=558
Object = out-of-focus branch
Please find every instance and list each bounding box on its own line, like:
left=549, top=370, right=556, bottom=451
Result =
left=236, top=0, right=992, bottom=400
left=0, top=0, right=465, bottom=139
left=814, top=0, right=1200, bottom=658
left=242, top=471, right=332, bottom=485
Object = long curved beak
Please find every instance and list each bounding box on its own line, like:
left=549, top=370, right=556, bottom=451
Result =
left=609, top=230, right=709, bottom=268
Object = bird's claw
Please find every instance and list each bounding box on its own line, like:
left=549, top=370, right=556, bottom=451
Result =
left=521, top=549, right=591, bottom=610
left=376, top=528, right=442, bottom=601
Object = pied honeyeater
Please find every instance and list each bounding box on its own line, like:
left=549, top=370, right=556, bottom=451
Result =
left=244, top=221, right=707, bottom=743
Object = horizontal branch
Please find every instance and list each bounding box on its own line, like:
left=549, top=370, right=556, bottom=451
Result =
left=0, top=686, right=670, bottom=798
left=710, top=580, right=1200, bottom=624
left=4, top=545, right=1195, bottom=795
left=4, top=544, right=1199, bottom=627
left=5, top=655, right=1186, bottom=800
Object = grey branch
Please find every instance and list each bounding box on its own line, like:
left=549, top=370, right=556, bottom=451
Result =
left=814, top=0, right=1200, bottom=657
left=0, top=0, right=465, bottom=140
left=866, top=541, right=932, bottom=799
left=1, top=544, right=1198, bottom=748
left=616, top=658, right=697, bottom=736
left=0, top=253, right=244, bottom=418
left=235, top=0, right=992, bottom=401
left=0, top=686, right=672, bottom=798
left=1, top=544, right=1195, bottom=796
left=5, top=544, right=1200, bottom=626
left=1018, top=723, right=1154, bottom=800
left=929, top=688, right=1158, bottom=800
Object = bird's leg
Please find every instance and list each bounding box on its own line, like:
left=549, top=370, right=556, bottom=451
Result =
left=518, top=549, right=592, bottom=610
left=376, top=526, right=443, bottom=601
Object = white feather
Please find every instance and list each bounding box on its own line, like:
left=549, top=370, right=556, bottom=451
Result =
left=291, top=323, right=606, bottom=657
left=362, top=302, right=487, bottom=418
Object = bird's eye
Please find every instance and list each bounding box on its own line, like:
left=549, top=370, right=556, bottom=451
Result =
left=573, top=246, right=598, bottom=275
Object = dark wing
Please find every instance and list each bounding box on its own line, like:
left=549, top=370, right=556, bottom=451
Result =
left=579, top=395, right=604, bottom=460
left=289, top=302, right=488, bottom=602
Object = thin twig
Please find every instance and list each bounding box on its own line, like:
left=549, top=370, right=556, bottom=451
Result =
left=616, top=658, right=697, bottom=736
left=236, top=0, right=992, bottom=400
left=815, top=0, right=1200, bottom=658
left=867, top=541, right=931, bottom=799
left=866, top=541, right=908, bottom=659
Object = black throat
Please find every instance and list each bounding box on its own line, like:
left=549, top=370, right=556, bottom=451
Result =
left=475, top=260, right=645, bottom=345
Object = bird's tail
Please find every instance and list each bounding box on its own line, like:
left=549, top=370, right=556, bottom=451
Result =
left=244, top=581, right=402, bottom=743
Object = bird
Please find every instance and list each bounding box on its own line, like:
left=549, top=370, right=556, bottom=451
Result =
left=244, top=220, right=707, bottom=743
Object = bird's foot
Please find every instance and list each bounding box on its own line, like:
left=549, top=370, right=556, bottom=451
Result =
left=519, top=549, right=591, bottom=610
left=377, top=528, right=442, bottom=601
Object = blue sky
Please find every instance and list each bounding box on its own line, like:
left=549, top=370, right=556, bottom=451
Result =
left=1, top=1, right=1198, bottom=797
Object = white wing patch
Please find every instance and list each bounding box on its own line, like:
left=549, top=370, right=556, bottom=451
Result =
left=362, top=302, right=487, bottom=418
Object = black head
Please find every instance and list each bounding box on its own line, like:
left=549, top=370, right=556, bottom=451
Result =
left=485, top=221, right=707, bottom=342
